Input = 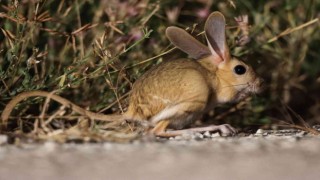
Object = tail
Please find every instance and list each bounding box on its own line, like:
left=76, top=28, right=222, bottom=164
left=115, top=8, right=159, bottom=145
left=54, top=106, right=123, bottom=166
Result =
left=1, top=90, right=124, bottom=128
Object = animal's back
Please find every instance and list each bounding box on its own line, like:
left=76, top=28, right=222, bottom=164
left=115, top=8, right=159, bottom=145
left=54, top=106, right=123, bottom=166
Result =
left=126, top=59, right=212, bottom=121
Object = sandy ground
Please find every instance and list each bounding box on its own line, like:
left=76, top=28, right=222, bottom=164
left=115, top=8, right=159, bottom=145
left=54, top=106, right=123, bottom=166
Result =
left=1, top=132, right=320, bottom=180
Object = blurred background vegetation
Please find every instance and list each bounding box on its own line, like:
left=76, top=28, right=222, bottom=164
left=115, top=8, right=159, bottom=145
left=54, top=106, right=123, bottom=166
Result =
left=0, top=0, right=319, bottom=141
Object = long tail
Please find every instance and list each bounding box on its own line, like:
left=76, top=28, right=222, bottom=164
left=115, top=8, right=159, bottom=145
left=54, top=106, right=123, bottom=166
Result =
left=1, top=90, right=124, bottom=127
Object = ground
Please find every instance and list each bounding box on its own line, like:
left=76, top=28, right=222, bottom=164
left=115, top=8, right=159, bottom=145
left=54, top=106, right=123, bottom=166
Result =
left=1, top=130, right=320, bottom=180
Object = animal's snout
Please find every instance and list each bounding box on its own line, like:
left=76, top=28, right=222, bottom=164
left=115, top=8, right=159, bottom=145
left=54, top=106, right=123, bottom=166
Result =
left=254, top=77, right=265, bottom=93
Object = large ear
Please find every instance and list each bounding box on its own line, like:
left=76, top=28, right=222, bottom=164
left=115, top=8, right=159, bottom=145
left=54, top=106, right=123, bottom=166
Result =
left=205, top=11, right=230, bottom=65
left=166, top=26, right=211, bottom=59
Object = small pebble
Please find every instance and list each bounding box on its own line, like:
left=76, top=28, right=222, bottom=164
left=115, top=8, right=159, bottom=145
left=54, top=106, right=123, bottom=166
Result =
left=174, top=136, right=183, bottom=140
left=211, top=132, right=220, bottom=138
left=294, top=131, right=306, bottom=137
left=42, top=141, right=57, bottom=152
left=312, top=125, right=320, bottom=131
left=255, top=129, right=264, bottom=135
left=194, top=133, right=204, bottom=140
left=203, top=131, right=211, bottom=138
left=0, top=135, right=8, bottom=145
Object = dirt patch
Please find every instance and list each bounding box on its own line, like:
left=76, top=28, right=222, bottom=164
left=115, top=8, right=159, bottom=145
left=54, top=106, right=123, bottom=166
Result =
left=0, top=130, right=320, bottom=180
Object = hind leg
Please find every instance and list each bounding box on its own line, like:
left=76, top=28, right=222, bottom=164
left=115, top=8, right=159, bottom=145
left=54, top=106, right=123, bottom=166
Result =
left=166, top=124, right=237, bottom=137
left=151, top=122, right=237, bottom=137
left=149, top=102, right=237, bottom=137
left=148, top=101, right=202, bottom=137
left=150, top=120, right=182, bottom=137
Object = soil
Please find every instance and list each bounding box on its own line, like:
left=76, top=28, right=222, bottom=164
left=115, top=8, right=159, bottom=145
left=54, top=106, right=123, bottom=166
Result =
left=0, top=129, right=320, bottom=180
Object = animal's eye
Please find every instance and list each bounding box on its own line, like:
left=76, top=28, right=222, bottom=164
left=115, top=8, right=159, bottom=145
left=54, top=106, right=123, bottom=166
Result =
left=234, top=65, right=246, bottom=75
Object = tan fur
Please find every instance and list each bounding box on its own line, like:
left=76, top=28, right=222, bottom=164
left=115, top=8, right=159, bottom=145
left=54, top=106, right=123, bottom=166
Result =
left=126, top=59, right=213, bottom=128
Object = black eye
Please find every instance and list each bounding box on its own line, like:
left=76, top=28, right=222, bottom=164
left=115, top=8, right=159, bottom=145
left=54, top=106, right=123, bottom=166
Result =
left=234, top=65, right=246, bottom=75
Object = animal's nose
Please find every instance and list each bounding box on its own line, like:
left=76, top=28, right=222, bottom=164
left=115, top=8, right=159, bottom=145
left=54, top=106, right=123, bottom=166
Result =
left=259, top=78, right=265, bottom=86
left=257, top=78, right=265, bottom=92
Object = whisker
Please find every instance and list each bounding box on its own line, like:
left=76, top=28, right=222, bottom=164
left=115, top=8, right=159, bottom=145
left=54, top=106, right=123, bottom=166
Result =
left=221, top=82, right=250, bottom=89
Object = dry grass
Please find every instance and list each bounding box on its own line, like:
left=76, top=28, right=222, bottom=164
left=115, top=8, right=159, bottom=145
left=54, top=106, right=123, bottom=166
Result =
left=0, top=0, right=320, bottom=143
